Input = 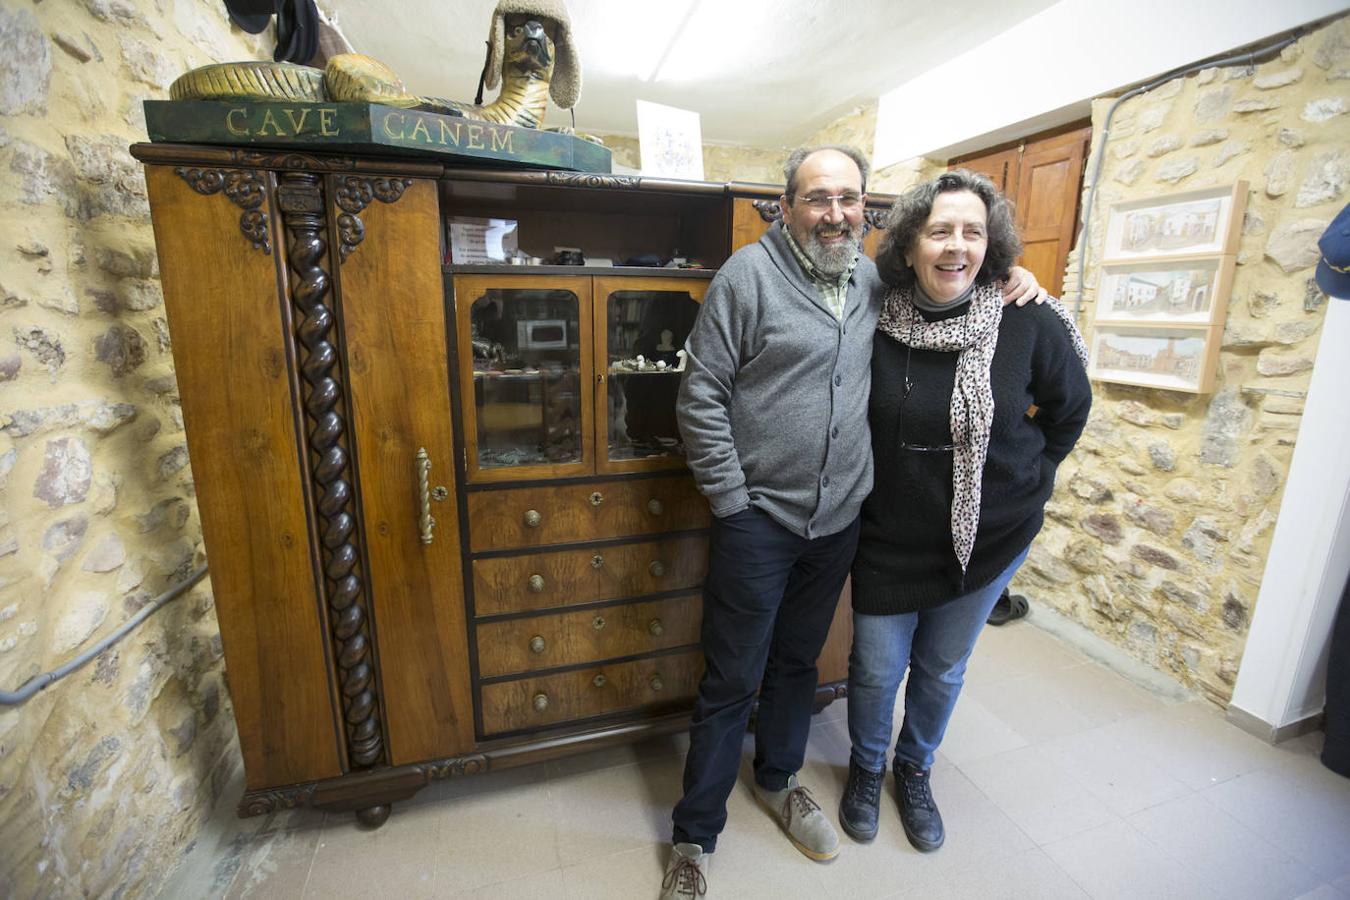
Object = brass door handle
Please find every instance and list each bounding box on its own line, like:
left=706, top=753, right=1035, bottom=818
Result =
left=648, top=618, right=664, bottom=637
left=529, top=635, right=545, bottom=654
left=417, top=447, right=435, bottom=545
left=524, top=509, right=542, bottom=528
left=649, top=560, right=666, bottom=577
left=649, top=674, right=664, bottom=692
left=527, top=574, right=545, bottom=593
left=647, top=498, right=664, bottom=516
left=533, top=693, right=549, bottom=712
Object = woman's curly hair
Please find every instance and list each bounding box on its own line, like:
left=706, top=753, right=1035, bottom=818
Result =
left=874, top=169, right=1023, bottom=289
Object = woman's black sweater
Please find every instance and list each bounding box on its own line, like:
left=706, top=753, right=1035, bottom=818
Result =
left=851, top=300, right=1092, bottom=615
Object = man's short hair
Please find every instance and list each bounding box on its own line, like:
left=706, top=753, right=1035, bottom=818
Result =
left=875, top=168, right=1023, bottom=288
left=783, top=145, right=870, bottom=202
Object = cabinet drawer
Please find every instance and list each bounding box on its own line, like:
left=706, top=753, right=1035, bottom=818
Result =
left=467, top=476, right=710, bottom=552
left=473, top=535, right=707, bottom=615
left=476, top=594, right=702, bottom=677
left=480, top=650, right=703, bottom=735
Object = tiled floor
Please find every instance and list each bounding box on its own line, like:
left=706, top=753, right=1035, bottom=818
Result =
left=164, top=620, right=1350, bottom=900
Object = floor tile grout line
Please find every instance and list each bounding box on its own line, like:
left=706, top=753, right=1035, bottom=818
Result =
left=1124, top=788, right=1308, bottom=889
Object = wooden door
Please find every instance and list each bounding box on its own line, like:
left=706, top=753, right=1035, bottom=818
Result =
left=145, top=165, right=343, bottom=789
left=452, top=274, right=595, bottom=483
left=954, top=146, right=1020, bottom=195
left=340, top=177, right=477, bottom=765
left=951, top=123, right=1092, bottom=297
left=1013, top=128, right=1090, bottom=297
left=593, top=276, right=707, bottom=475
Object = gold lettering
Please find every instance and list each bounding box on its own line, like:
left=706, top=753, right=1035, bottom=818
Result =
left=382, top=110, right=405, bottom=139
left=319, top=107, right=338, bottom=136
left=283, top=108, right=311, bottom=133
left=438, top=119, right=462, bottom=146
left=257, top=109, right=287, bottom=137
left=225, top=108, right=249, bottom=137
left=466, top=124, right=485, bottom=150
left=490, top=128, right=514, bottom=154
left=409, top=116, right=432, bottom=143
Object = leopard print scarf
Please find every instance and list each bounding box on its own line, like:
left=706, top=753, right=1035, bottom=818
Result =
left=877, top=285, right=1090, bottom=575
left=877, top=283, right=1003, bottom=575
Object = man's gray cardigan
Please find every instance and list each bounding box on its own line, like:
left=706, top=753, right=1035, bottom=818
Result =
left=676, top=225, right=883, bottom=540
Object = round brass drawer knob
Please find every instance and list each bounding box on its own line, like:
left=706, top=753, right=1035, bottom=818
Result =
left=647, top=498, right=664, bottom=516
left=589, top=491, right=604, bottom=507
left=591, top=554, right=605, bottom=569
left=592, top=674, right=607, bottom=688
left=527, top=574, right=545, bottom=593
left=648, top=618, right=664, bottom=637
left=649, top=674, right=664, bottom=692
left=649, top=560, right=666, bottom=577
left=523, top=509, right=542, bottom=528
left=529, top=635, right=545, bottom=654
left=533, top=693, right=549, bottom=712
left=592, top=615, right=606, bottom=631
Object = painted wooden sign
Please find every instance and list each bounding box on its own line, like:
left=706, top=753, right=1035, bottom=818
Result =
left=143, top=100, right=613, bottom=173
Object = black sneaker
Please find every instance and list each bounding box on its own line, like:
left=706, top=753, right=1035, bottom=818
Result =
left=895, top=762, right=945, bottom=851
left=838, top=758, right=884, bottom=842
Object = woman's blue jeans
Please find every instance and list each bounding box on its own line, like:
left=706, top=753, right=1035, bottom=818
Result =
left=847, top=547, right=1029, bottom=772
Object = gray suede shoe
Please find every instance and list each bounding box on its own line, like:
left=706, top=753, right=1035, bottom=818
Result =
left=753, top=775, right=840, bottom=861
left=659, top=842, right=709, bottom=899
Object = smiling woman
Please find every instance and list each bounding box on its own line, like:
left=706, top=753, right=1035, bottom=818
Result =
left=838, top=167, right=1093, bottom=850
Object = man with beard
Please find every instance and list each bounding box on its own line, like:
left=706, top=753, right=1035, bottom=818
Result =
left=660, top=146, right=1042, bottom=898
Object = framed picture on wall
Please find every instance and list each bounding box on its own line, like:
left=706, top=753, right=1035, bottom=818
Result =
left=1095, top=256, right=1236, bottom=326
left=1088, top=324, right=1220, bottom=394
left=1101, top=182, right=1248, bottom=261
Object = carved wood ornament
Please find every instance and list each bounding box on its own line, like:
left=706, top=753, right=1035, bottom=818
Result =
left=238, top=753, right=490, bottom=817
left=228, top=149, right=360, bottom=172
left=238, top=784, right=317, bottom=817
left=174, top=167, right=271, bottom=254
left=752, top=199, right=782, bottom=223
left=545, top=171, right=642, bottom=190
left=275, top=171, right=386, bottom=772
left=333, top=176, right=413, bottom=262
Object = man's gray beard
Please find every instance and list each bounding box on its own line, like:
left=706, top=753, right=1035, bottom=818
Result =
left=804, top=227, right=860, bottom=277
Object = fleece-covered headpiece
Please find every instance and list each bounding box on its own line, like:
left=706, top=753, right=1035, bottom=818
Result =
left=483, top=0, right=580, bottom=109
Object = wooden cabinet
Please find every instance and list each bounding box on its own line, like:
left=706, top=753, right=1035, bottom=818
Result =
left=951, top=122, right=1093, bottom=296
left=132, top=145, right=889, bottom=826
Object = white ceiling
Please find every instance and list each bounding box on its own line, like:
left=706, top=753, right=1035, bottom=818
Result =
left=324, top=0, right=1059, bottom=147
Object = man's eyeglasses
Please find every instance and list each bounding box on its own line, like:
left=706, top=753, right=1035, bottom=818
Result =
left=795, top=192, right=865, bottom=212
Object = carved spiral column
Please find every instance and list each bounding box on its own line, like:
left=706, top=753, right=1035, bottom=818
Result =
left=275, top=170, right=385, bottom=771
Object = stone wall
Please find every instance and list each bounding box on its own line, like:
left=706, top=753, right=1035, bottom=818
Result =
left=0, top=1, right=266, bottom=896
left=1016, top=16, right=1350, bottom=706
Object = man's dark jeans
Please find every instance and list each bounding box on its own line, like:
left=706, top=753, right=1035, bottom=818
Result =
left=671, top=506, right=859, bottom=852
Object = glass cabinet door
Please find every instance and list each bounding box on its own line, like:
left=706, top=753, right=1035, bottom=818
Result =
left=454, top=276, right=593, bottom=482
left=595, top=277, right=706, bottom=474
